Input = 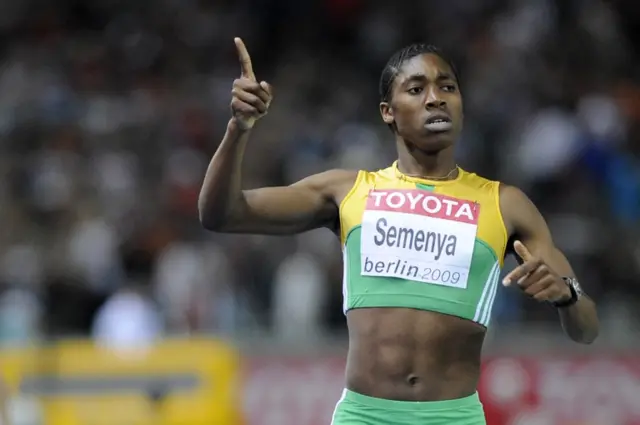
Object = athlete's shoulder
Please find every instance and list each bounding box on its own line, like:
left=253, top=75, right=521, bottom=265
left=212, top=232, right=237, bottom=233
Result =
left=358, top=163, right=396, bottom=183
left=458, top=168, right=501, bottom=189
left=496, top=183, right=545, bottom=238
left=319, top=168, right=360, bottom=181
left=497, top=183, right=532, bottom=209
left=294, top=168, right=359, bottom=192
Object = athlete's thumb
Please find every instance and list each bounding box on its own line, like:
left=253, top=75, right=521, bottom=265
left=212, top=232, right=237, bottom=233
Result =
left=513, top=240, right=532, bottom=262
left=260, top=81, right=273, bottom=97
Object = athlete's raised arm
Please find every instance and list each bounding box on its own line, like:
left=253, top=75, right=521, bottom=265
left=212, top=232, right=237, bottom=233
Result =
left=198, top=38, right=356, bottom=234
left=499, top=184, right=599, bottom=344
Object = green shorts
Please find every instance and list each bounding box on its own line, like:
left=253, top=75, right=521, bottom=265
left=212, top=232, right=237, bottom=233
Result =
left=331, top=389, right=486, bottom=425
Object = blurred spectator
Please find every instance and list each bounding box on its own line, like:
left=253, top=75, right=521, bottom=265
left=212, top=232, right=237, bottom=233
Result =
left=0, top=287, right=41, bottom=347
left=91, top=284, right=163, bottom=351
left=272, top=239, right=328, bottom=339
left=0, top=0, right=635, bottom=343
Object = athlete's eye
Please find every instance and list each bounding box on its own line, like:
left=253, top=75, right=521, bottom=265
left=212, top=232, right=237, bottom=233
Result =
left=407, top=87, right=423, bottom=95
left=442, top=85, right=457, bottom=93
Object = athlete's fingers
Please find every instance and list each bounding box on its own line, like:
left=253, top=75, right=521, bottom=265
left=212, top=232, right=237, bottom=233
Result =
left=233, top=79, right=270, bottom=104
left=517, top=264, right=549, bottom=288
left=231, top=89, right=268, bottom=114
left=255, top=83, right=272, bottom=105
left=513, top=240, right=534, bottom=262
left=532, top=286, right=562, bottom=302
left=522, top=275, right=554, bottom=297
left=502, top=260, right=541, bottom=286
left=230, top=97, right=259, bottom=115
left=260, top=81, right=273, bottom=107
left=503, top=241, right=542, bottom=286
left=260, top=81, right=273, bottom=98
left=234, top=37, right=256, bottom=81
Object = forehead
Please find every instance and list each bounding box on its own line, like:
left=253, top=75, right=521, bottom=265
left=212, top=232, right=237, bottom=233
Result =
left=395, top=53, right=455, bottom=84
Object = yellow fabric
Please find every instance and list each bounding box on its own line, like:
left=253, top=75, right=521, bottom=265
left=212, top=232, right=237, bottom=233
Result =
left=339, top=162, right=508, bottom=265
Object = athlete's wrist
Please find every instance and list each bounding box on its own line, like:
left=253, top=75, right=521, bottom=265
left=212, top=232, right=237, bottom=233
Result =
left=552, top=277, right=581, bottom=308
left=229, top=117, right=254, bottom=133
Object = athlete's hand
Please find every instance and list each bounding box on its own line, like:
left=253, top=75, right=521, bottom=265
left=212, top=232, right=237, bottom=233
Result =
left=230, top=37, right=272, bottom=131
left=502, top=240, right=571, bottom=303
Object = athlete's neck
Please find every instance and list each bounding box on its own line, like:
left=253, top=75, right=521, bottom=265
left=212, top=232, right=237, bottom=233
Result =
left=396, top=142, right=457, bottom=180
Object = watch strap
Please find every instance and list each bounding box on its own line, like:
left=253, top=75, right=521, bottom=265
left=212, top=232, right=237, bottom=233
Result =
left=552, top=277, right=579, bottom=308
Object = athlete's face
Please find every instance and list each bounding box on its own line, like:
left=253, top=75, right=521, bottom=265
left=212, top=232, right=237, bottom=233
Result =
left=380, top=53, right=462, bottom=152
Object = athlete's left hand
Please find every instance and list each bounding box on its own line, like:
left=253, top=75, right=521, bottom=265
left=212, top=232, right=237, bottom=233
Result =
left=502, top=240, right=572, bottom=303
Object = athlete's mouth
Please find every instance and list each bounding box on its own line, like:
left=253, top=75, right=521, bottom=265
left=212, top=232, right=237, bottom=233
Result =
left=425, top=114, right=451, bottom=125
left=424, top=114, right=453, bottom=132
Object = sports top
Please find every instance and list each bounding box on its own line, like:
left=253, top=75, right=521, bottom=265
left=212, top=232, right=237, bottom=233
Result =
left=339, top=162, right=508, bottom=327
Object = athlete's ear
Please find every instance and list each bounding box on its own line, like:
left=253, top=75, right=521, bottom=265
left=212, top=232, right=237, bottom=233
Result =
left=379, top=102, right=394, bottom=125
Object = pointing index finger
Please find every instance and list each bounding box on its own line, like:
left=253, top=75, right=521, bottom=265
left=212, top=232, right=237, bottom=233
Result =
left=503, top=241, right=542, bottom=286
left=502, top=260, right=539, bottom=285
left=513, top=240, right=533, bottom=262
left=234, top=37, right=256, bottom=81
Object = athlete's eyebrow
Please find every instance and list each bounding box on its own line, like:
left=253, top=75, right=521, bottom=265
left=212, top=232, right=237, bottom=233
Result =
left=404, top=73, right=427, bottom=84
left=403, top=72, right=456, bottom=85
left=436, top=72, right=456, bottom=82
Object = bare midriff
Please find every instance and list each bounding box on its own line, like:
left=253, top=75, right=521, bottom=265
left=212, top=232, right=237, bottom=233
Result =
left=345, top=307, right=486, bottom=401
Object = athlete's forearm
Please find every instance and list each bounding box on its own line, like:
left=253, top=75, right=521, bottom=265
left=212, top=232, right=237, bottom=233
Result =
left=198, top=118, right=251, bottom=230
left=557, top=295, right=599, bottom=344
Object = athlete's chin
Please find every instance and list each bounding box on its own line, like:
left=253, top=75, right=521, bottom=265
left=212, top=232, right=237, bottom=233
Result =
left=410, top=134, right=455, bottom=154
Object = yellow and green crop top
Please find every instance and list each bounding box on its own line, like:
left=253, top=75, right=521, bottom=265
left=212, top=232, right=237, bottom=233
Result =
left=339, top=162, right=509, bottom=327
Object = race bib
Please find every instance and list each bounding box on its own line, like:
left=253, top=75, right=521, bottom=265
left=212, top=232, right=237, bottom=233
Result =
left=360, top=189, right=479, bottom=289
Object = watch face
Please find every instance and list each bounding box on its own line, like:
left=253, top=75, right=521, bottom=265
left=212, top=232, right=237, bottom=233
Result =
left=569, top=278, right=583, bottom=296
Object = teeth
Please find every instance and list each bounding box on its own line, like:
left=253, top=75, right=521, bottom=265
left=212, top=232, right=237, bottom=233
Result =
left=424, top=119, right=453, bottom=132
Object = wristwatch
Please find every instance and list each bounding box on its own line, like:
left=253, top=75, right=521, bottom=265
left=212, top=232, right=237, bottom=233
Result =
left=552, top=277, right=583, bottom=308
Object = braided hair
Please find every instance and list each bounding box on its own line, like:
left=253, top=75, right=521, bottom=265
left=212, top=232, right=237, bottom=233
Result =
left=379, top=43, right=460, bottom=103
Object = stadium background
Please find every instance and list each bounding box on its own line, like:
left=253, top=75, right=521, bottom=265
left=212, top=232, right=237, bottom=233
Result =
left=0, top=0, right=638, bottom=424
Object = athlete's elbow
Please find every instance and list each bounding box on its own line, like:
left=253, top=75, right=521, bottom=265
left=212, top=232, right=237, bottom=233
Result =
left=580, top=324, right=600, bottom=344
left=571, top=330, right=598, bottom=345
left=584, top=333, right=599, bottom=345
left=579, top=307, right=600, bottom=345
left=198, top=209, right=218, bottom=231
left=567, top=324, right=599, bottom=345
left=198, top=200, right=229, bottom=232
left=199, top=212, right=221, bottom=231
left=198, top=193, right=247, bottom=232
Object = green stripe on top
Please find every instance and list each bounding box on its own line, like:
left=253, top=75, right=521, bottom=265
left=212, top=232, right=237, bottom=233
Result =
left=342, top=225, right=501, bottom=326
left=416, top=183, right=435, bottom=191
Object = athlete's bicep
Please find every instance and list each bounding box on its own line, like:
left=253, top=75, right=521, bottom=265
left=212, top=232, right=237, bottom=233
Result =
left=224, top=169, right=356, bottom=235
left=500, top=184, right=575, bottom=277
left=235, top=185, right=336, bottom=233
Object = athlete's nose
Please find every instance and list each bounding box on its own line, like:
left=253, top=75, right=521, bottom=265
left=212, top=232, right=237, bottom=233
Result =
left=425, top=86, right=446, bottom=109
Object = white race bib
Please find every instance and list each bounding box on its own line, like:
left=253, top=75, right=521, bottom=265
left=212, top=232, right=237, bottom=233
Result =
left=360, top=189, right=480, bottom=289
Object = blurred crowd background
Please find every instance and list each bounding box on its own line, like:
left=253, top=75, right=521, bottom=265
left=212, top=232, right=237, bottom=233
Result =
left=0, top=0, right=638, bottom=351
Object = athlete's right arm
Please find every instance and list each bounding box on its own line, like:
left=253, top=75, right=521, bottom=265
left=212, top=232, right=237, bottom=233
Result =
left=198, top=38, right=354, bottom=235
